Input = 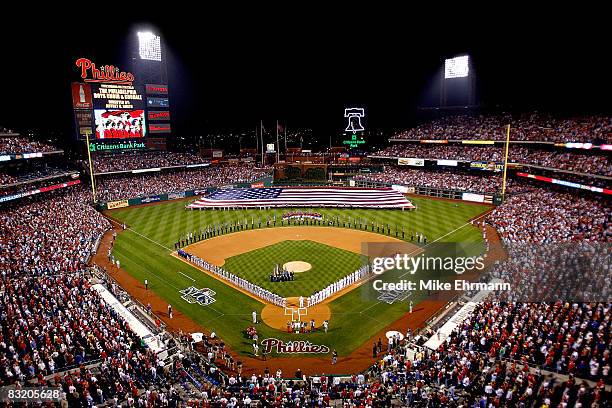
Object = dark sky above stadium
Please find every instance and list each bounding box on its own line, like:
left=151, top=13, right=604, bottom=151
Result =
left=0, top=9, right=609, bottom=148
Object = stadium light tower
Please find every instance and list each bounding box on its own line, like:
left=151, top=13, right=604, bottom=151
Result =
left=444, top=55, right=470, bottom=79
left=440, top=54, right=475, bottom=108
left=132, top=29, right=167, bottom=84
left=137, top=31, right=162, bottom=61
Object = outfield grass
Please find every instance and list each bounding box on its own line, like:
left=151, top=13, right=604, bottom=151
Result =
left=109, top=196, right=489, bottom=357
left=222, top=240, right=366, bottom=298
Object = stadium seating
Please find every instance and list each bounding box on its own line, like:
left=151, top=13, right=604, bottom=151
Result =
left=92, top=151, right=209, bottom=173
left=374, top=145, right=611, bottom=176
left=95, top=164, right=272, bottom=202
left=0, top=142, right=609, bottom=406
left=390, top=113, right=611, bottom=143
left=0, top=135, right=59, bottom=155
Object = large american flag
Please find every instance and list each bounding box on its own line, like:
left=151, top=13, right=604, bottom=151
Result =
left=187, top=187, right=415, bottom=209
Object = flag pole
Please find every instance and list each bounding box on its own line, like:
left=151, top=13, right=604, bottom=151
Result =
left=260, top=120, right=265, bottom=167
left=255, top=124, right=259, bottom=164
left=276, top=119, right=280, bottom=163
left=501, top=124, right=511, bottom=201
left=284, top=123, right=287, bottom=158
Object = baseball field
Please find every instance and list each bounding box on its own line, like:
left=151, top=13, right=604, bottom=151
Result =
left=104, top=195, right=490, bottom=372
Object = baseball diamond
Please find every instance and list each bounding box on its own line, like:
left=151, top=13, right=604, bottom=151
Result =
left=2, top=21, right=609, bottom=407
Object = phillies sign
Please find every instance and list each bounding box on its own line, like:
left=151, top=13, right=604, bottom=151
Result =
left=260, top=338, right=330, bottom=354
left=75, top=58, right=135, bottom=83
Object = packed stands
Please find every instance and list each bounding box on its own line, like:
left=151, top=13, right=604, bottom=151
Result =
left=354, top=166, right=504, bottom=193
left=391, top=113, right=611, bottom=143
left=374, top=144, right=611, bottom=177
left=95, top=164, right=272, bottom=202
left=0, top=186, right=110, bottom=277
left=92, top=151, right=209, bottom=173
left=0, top=166, right=78, bottom=186
left=488, top=189, right=610, bottom=244
left=0, top=135, right=59, bottom=155
left=365, top=323, right=608, bottom=407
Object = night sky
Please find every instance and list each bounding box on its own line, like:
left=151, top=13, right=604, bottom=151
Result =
left=0, top=10, right=609, bottom=150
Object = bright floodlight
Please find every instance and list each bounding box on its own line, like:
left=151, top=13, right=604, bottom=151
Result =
left=138, top=32, right=162, bottom=61
left=445, top=55, right=470, bottom=79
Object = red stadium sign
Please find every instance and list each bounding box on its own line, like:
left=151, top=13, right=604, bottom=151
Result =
left=146, top=84, right=169, bottom=94
left=148, top=111, right=171, bottom=121
left=75, top=58, right=135, bottom=84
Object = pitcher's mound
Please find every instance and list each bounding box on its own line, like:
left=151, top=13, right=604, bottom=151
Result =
left=283, top=261, right=312, bottom=273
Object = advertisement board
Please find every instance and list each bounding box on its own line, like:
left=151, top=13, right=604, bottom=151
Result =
left=145, top=84, right=169, bottom=95
left=147, top=111, right=171, bottom=121
left=89, top=140, right=147, bottom=153
left=141, top=195, right=163, bottom=204
left=147, top=97, right=170, bottom=108
left=470, top=161, right=503, bottom=172
left=148, top=123, right=171, bottom=134
left=74, top=110, right=93, bottom=140
left=436, top=159, right=458, bottom=166
left=462, top=192, right=485, bottom=203
left=107, top=199, right=129, bottom=209
left=462, top=140, right=495, bottom=145
left=398, top=158, right=425, bottom=166
left=94, top=109, right=145, bottom=139
left=71, top=83, right=93, bottom=109
left=168, top=192, right=186, bottom=200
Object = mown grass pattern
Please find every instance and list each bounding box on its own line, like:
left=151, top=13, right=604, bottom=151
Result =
left=222, top=240, right=366, bottom=298
left=109, top=196, right=489, bottom=357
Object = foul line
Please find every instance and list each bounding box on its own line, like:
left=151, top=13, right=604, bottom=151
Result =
left=101, top=215, right=224, bottom=315
left=178, top=271, right=196, bottom=282
left=359, top=220, right=476, bottom=315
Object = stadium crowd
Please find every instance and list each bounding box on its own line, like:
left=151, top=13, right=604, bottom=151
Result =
left=92, top=151, right=209, bottom=173
left=488, top=189, right=610, bottom=245
left=0, top=136, right=59, bottom=155
left=374, top=144, right=611, bottom=176
left=444, top=301, right=610, bottom=381
left=364, top=331, right=608, bottom=407
left=0, top=146, right=609, bottom=405
left=0, top=186, right=110, bottom=277
left=95, top=164, right=272, bottom=202
left=391, top=113, right=611, bottom=143
left=0, top=166, right=78, bottom=186
left=354, top=166, right=504, bottom=193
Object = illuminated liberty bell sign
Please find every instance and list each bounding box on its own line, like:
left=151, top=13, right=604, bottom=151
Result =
left=344, top=108, right=365, bottom=132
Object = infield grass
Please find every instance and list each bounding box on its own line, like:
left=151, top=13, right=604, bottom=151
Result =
left=108, top=196, right=490, bottom=359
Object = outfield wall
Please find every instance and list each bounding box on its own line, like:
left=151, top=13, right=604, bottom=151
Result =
left=351, top=179, right=502, bottom=204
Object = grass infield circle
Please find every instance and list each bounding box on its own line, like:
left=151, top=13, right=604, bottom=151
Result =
left=282, top=261, right=312, bottom=273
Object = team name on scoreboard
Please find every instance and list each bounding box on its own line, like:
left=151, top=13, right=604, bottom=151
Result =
left=76, top=58, right=135, bottom=83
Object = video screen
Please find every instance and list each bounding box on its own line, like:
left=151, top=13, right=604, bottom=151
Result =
left=94, top=109, right=146, bottom=139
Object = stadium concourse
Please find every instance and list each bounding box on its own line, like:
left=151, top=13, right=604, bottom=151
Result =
left=0, top=114, right=610, bottom=407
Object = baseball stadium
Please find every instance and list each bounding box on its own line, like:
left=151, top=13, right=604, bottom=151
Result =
left=0, top=15, right=610, bottom=407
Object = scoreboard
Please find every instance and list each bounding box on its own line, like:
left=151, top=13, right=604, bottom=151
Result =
left=72, top=58, right=172, bottom=145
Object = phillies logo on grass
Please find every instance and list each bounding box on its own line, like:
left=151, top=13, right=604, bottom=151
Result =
left=261, top=338, right=330, bottom=354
